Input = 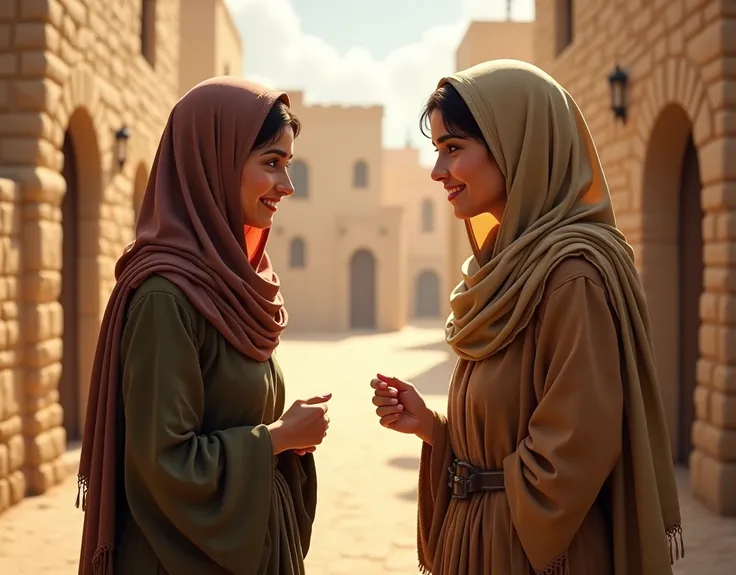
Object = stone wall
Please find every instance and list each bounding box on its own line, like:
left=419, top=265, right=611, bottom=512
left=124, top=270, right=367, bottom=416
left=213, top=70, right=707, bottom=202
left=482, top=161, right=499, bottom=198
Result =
left=534, top=0, right=736, bottom=514
left=0, top=0, right=181, bottom=507
left=0, top=178, right=24, bottom=514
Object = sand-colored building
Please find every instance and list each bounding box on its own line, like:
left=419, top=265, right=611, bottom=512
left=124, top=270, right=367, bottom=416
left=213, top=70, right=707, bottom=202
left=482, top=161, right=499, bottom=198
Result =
left=449, top=2, right=736, bottom=516
left=382, top=146, right=448, bottom=320
left=178, top=0, right=243, bottom=96
left=266, top=92, right=408, bottom=333
left=0, top=0, right=242, bottom=515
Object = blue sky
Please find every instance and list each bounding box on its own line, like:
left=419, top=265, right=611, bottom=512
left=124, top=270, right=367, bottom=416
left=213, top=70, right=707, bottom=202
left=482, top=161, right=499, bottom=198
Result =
left=224, top=0, right=535, bottom=160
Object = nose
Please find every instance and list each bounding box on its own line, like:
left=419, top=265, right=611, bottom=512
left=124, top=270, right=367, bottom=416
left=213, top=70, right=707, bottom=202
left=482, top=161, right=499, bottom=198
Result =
left=276, top=173, right=294, bottom=197
left=431, top=158, right=449, bottom=183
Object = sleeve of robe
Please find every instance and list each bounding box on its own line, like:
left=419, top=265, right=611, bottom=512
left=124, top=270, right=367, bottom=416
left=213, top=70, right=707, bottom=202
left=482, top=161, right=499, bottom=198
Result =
left=120, top=289, right=275, bottom=573
left=502, top=273, right=624, bottom=574
left=417, top=410, right=454, bottom=573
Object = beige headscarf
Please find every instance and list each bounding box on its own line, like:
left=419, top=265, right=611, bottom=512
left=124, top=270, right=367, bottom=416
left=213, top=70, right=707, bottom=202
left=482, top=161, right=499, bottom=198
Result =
left=77, top=77, right=290, bottom=574
left=442, top=60, right=683, bottom=573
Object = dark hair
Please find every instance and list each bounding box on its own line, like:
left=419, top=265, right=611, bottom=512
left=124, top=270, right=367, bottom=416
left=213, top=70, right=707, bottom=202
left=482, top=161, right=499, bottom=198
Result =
left=419, top=83, right=488, bottom=149
left=253, top=98, right=301, bottom=150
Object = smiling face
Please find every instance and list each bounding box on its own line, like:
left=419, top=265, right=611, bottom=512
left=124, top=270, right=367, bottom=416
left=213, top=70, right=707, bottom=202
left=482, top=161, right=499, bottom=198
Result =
left=239, top=125, right=295, bottom=229
left=429, top=109, right=506, bottom=222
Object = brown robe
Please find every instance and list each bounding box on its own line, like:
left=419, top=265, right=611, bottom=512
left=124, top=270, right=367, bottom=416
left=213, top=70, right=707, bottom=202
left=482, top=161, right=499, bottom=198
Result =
left=113, top=275, right=316, bottom=574
left=419, top=257, right=622, bottom=574
left=417, top=59, right=682, bottom=575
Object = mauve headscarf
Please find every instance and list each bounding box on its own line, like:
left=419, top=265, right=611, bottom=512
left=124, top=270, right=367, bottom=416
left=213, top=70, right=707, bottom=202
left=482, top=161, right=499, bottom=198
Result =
left=76, top=76, right=290, bottom=574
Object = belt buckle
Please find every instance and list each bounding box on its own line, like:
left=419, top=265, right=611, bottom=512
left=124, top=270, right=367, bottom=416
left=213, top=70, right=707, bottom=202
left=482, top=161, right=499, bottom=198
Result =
left=448, top=459, right=476, bottom=499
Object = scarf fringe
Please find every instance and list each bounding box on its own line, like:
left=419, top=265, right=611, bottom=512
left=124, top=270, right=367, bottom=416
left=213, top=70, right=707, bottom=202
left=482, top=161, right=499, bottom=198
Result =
left=75, top=474, right=89, bottom=511
left=667, top=523, right=685, bottom=563
left=418, top=561, right=432, bottom=575
left=92, top=543, right=113, bottom=575
left=534, top=551, right=569, bottom=575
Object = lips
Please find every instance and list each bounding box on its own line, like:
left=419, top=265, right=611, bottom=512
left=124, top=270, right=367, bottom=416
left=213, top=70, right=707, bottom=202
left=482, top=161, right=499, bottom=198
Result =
left=446, top=185, right=465, bottom=201
left=260, top=197, right=279, bottom=212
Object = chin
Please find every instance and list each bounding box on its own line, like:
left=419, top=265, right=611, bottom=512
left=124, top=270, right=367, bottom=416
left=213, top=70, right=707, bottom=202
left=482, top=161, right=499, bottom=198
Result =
left=244, top=212, right=274, bottom=230
left=250, top=219, right=273, bottom=230
left=452, top=205, right=472, bottom=220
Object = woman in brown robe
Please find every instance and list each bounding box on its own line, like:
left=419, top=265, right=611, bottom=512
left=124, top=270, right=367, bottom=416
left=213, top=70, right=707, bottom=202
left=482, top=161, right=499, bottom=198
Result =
left=76, top=77, right=331, bottom=575
left=370, top=60, right=684, bottom=574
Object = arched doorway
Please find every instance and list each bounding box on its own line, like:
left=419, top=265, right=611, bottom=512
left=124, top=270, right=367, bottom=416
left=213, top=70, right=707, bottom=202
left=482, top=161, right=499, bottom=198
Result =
left=415, top=270, right=440, bottom=318
left=60, top=132, right=80, bottom=441
left=641, top=103, right=703, bottom=464
left=349, top=249, right=376, bottom=329
left=60, top=108, right=102, bottom=443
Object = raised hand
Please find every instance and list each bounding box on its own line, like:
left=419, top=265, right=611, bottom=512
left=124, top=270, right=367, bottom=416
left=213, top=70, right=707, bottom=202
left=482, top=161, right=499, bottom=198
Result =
left=370, top=374, right=435, bottom=444
left=268, top=393, right=332, bottom=455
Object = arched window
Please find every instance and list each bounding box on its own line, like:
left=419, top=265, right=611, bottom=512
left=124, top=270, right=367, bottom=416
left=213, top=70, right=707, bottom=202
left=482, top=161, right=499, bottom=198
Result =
left=141, top=0, right=157, bottom=66
left=353, top=160, right=368, bottom=188
left=289, top=237, right=306, bottom=268
left=290, top=160, right=309, bottom=198
left=555, top=0, right=574, bottom=54
left=421, top=199, right=434, bottom=233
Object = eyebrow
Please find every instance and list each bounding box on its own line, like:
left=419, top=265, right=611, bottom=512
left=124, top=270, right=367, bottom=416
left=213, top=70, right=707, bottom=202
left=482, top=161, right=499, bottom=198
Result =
left=433, top=133, right=464, bottom=146
left=260, top=147, right=293, bottom=159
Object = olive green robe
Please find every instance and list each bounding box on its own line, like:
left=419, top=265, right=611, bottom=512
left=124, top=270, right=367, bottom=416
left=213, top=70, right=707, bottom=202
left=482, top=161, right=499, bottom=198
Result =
left=113, top=275, right=316, bottom=575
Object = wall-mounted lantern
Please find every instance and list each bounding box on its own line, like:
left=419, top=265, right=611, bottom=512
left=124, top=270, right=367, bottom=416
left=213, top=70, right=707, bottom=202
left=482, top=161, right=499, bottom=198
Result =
left=114, top=126, right=131, bottom=171
left=607, top=65, right=628, bottom=124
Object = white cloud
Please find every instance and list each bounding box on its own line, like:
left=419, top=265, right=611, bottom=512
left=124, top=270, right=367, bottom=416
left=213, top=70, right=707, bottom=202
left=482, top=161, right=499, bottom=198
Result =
left=225, top=0, right=533, bottom=165
left=462, top=0, right=531, bottom=20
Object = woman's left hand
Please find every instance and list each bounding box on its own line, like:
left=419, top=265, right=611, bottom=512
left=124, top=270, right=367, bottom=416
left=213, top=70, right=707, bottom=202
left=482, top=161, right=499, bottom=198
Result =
left=293, top=446, right=316, bottom=456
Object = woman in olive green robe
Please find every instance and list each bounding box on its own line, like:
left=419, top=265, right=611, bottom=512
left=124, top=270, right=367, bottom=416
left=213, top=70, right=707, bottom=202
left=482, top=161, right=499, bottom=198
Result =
left=76, top=78, right=330, bottom=575
left=370, top=60, right=683, bottom=575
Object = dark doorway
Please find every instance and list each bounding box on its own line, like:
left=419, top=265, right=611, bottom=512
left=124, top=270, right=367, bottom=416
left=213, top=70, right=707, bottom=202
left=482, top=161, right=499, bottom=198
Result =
left=349, top=249, right=376, bottom=329
left=677, top=133, right=702, bottom=465
left=415, top=270, right=440, bottom=318
left=60, top=132, right=80, bottom=441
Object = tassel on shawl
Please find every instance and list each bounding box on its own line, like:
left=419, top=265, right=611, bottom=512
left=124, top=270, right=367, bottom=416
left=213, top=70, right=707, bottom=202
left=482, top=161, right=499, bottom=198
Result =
left=92, top=544, right=113, bottom=575
left=534, top=551, right=570, bottom=575
left=667, top=523, right=685, bottom=563
left=418, top=561, right=432, bottom=575
left=75, top=474, right=88, bottom=511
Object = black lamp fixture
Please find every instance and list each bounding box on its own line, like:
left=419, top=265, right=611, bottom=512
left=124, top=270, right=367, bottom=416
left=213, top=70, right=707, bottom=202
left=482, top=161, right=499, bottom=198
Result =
left=608, top=65, right=628, bottom=124
left=114, top=126, right=131, bottom=171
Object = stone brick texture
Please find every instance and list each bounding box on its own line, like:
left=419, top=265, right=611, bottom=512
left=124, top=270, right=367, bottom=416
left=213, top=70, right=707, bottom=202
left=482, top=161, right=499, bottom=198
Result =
left=0, top=0, right=180, bottom=513
left=535, top=0, right=736, bottom=514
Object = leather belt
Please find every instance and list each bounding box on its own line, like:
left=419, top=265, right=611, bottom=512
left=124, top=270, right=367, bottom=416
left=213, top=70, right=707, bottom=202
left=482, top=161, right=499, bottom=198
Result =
left=448, top=459, right=505, bottom=499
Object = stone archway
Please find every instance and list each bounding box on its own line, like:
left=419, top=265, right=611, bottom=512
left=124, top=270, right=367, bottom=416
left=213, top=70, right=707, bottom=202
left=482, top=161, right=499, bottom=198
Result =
left=414, top=270, right=440, bottom=318
left=349, top=249, right=376, bottom=329
left=59, top=107, right=103, bottom=442
left=634, top=57, right=713, bottom=466
left=641, top=104, right=703, bottom=466
left=54, top=66, right=106, bottom=443
left=60, top=132, right=80, bottom=441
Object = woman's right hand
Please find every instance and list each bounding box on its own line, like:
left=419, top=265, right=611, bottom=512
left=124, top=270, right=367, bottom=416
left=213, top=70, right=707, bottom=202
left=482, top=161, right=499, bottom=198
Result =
left=267, top=393, right=332, bottom=455
left=370, top=374, right=435, bottom=445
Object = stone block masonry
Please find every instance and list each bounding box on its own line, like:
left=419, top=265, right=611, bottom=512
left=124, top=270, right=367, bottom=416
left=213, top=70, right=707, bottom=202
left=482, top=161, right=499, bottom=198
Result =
left=535, top=0, right=736, bottom=515
left=0, top=0, right=181, bottom=512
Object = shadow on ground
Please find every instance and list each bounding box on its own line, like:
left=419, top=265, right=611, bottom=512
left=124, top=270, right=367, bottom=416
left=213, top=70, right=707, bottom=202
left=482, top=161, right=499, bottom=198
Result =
left=281, top=332, right=351, bottom=343
left=387, top=457, right=420, bottom=503
left=410, top=357, right=455, bottom=397
left=400, top=339, right=450, bottom=354
left=395, top=487, right=418, bottom=503
left=387, top=456, right=420, bottom=471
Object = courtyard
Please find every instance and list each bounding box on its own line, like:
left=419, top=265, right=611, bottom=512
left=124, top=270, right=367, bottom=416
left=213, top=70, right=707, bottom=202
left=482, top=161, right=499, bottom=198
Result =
left=0, top=323, right=734, bottom=574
